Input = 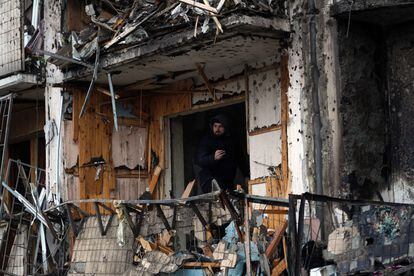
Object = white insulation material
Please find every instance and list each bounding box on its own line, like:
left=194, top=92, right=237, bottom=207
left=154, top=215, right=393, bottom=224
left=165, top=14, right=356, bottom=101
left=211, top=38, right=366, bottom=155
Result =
left=248, top=68, right=281, bottom=131
left=249, top=130, right=282, bottom=179
left=251, top=183, right=267, bottom=210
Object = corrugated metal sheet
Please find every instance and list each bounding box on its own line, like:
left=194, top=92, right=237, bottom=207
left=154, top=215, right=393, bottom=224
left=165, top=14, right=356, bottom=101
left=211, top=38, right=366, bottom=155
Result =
left=0, top=0, right=23, bottom=77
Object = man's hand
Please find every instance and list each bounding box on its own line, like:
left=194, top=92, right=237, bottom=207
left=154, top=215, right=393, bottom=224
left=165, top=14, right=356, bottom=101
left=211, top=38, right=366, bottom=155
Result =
left=214, top=150, right=226, bottom=160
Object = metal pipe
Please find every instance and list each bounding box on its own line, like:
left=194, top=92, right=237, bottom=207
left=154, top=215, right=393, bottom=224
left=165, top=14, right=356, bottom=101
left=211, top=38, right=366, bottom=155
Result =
left=107, top=73, right=118, bottom=131
left=32, top=0, right=40, bottom=29
left=55, top=92, right=64, bottom=205
left=308, top=0, right=325, bottom=240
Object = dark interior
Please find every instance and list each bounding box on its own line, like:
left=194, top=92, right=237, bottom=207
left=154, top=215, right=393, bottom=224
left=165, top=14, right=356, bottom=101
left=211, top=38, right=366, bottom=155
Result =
left=181, top=102, right=250, bottom=187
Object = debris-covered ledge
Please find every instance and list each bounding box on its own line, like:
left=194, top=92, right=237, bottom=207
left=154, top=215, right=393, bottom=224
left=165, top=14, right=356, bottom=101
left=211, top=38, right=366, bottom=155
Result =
left=59, top=0, right=290, bottom=81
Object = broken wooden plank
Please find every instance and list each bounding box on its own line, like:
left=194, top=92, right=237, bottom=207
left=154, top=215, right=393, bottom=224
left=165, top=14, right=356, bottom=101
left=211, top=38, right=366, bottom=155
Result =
left=280, top=51, right=289, bottom=194
left=181, top=180, right=195, bottom=199
left=283, top=236, right=288, bottom=272
left=201, top=0, right=223, bottom=32
left=183, top=262, right=221, bottom=268
left=177, top=0, right=218, bottom=13
left=271, top=259, right=287, bottom=276
left=258, top=209, right=288, bottom=215
left=96, top=86, right=120, bottom=99
left=149, top=166, right=162, bottom=196
left=249, top=124, right=282, bottom=136
left=265, top=221, right=287, bottom=258
left=195, top=63, right=215, bottom=100
left=104, top=7, right=160, bottom=49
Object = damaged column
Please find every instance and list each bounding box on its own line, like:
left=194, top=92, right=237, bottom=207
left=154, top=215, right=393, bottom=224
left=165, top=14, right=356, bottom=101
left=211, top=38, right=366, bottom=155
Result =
left=44, top=0, right=64, bottom=204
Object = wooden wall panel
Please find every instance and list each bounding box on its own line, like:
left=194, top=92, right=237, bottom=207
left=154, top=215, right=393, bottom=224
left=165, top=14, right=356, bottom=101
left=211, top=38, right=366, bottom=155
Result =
left=67, top=88, right=151, bottom=210
left=63, top=120, right=79, bottom=169
left=247, top=54, right=290, bottom=230
left=73, top=89, right=115, bottom=213
left=110, top=178, right=146, bottom=200
left=148, top=80, right=193, bottom=198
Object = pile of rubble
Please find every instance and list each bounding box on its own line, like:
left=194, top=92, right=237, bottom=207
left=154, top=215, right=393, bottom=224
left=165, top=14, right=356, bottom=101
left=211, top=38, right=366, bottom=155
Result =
left=122, top=200, right=287, bottom=275
left=90, top=190, right=288, bottom=275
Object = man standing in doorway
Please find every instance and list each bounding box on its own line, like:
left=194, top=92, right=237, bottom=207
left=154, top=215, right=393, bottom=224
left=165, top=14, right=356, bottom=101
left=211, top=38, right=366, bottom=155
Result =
left=196, top=114, right=246, bottom=193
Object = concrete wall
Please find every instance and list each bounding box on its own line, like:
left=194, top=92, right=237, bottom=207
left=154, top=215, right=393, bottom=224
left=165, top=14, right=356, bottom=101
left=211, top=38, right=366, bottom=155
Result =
left=336, top=21, right=387, bottom=199
left=44, top=0, right=64, bottom=203
left=332, top=14, right=414, bottom=203
left=286, top=0, right=343, bottom=196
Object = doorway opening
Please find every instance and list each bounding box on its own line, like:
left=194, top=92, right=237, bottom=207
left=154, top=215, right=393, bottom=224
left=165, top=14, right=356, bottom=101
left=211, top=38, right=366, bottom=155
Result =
left=169, top=102, right=249, bottom=198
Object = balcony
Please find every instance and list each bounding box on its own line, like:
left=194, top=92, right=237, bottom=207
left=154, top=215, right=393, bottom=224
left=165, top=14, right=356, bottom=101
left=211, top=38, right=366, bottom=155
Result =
left=51, top=0, right=290, bottom=87
left=0, top=0, right=44, bottom=95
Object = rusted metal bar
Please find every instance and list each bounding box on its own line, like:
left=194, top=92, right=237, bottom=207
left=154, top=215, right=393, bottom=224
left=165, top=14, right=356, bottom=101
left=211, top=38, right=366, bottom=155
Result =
left=171, top=205, right=178, bottom=229
left=288, top=195, right=298, bottom=276
left=188, top=202, right=208, bottom=228
left=219, top=192, right=243, bottom=240
left=121, top=205, right=138, bottom=237
left=296, top=197, right=306, bottom=275
left=97, top=202, right=116, bottom=214
left=155, top=205, right=171, bottom=231
left=94, top=202, right=105, bottom=236
left=45, top=190, right=222, bottom=212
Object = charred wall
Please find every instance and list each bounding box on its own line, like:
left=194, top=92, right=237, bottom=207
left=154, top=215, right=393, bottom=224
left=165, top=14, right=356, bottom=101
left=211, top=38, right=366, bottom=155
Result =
left=387, top=22, right=414, bottom=199
left=337, top=21, right=388, bottom=199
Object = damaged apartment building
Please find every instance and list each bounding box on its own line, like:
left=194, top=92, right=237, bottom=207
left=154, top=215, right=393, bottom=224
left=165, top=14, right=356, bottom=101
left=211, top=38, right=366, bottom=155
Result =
left=0, top=0, right=413, bottom=275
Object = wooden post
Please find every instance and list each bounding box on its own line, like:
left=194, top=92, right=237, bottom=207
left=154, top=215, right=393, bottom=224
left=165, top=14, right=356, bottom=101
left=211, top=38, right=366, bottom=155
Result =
left=280, top=50, right=290, bottom=193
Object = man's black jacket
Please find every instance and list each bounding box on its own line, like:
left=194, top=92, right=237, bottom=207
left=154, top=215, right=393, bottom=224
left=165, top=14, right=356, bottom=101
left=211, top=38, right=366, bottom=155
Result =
left=196, top=133, right=238, bottom=192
